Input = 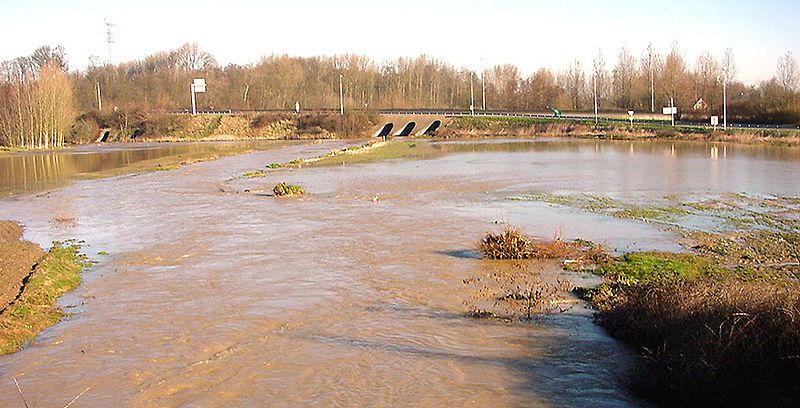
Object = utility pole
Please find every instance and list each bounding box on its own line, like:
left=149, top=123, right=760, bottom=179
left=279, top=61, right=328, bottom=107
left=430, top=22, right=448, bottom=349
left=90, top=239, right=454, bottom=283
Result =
left=482, top=71, right=486, bottom=111
left=339, top=74, right=344, bottom=115
left=470, top=72, right=475, bottom=116
left=593, top=74, right=598, bottom=124
left=649, top=47, right=655, bottom=113
left=670, top=97, right=675, bottom=127
left=722, top=67, right=728, bottom=131
left=96, top=82, right=102, bottom=111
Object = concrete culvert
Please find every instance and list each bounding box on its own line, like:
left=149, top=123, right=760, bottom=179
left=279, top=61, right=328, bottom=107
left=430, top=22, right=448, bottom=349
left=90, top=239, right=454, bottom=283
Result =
left=96, top=129, right=111, bottom=143
left=398, top=122, right=416, bottom=136
left=377, top=123, right=394, bottom=137
left=423, top=120, right=441, bottom=135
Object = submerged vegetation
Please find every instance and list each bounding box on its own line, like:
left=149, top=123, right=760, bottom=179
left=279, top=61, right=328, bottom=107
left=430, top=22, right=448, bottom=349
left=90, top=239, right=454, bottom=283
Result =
left=273, top=182, right=305, bottom=197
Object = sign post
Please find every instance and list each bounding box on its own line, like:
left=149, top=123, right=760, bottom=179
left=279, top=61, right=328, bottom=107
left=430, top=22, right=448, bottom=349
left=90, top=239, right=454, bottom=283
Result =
left=711, top=115, right=719, bottom=131
left=662, top=100, right=677, bottom=127
left=627, top=110, right=634, bottom=127
left=191, top=78, right=206, bottom=116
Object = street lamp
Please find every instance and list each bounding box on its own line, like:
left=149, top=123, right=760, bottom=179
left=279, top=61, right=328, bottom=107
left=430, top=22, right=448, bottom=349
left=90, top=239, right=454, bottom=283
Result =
left=722, top=67, right=728, bottom=131
left=470, top=72, right=475, bottom=116
left=339, top=74, right=344, bottom=115
left=593, top=73, right=598, bottom=124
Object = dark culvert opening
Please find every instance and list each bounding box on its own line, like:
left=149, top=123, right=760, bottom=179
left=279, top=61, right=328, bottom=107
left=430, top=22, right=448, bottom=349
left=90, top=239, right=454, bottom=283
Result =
left=100, top=130, right=111, bottom=142
left=377, top=123, right=394, bottom=137
left=398, top=122, right=416, bottom=136
left=424, top=120, right=441, bottom=135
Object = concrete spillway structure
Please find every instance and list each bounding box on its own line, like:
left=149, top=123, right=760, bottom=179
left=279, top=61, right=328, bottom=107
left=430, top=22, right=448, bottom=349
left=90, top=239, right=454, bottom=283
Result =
left=372, top=114, right=450, bottom=138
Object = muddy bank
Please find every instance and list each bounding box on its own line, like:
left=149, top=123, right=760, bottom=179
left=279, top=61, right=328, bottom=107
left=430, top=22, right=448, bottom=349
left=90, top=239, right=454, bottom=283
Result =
left=0, top=221, right=44, bottom=310
left=0, top=220, right=89, bottom=355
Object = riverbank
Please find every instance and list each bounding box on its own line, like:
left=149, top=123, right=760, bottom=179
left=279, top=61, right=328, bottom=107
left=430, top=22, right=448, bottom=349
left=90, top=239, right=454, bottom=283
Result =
left=503, top=191, right=800, bottom=405
left=0, top=220, right=90, bottom=355
left=440, top=116, right=800, bottom=146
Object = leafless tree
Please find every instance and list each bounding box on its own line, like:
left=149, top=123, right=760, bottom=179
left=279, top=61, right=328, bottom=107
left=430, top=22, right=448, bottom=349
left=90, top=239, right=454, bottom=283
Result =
left=776, top=51, right=798, bottom=91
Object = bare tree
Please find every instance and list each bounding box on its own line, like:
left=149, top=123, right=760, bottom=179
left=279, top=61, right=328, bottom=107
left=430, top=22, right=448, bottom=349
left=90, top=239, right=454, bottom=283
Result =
left=693, top=51, right=721, bottom=110
left=592, top=49, right=610, bottom=107
left=612, top=46, right=637, bottom=109
left=776, top=51, right=798, bottom=91
left=560, top=59, right=585, bottom=110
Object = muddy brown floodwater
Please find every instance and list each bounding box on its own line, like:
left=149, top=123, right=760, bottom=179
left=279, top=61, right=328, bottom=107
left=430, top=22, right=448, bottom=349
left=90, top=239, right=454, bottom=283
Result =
left=0, top=138, right=798, bottom=407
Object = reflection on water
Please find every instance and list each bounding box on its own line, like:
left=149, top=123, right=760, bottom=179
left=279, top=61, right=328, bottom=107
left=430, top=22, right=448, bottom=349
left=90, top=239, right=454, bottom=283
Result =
left=0, top=142, right=287, bottom=195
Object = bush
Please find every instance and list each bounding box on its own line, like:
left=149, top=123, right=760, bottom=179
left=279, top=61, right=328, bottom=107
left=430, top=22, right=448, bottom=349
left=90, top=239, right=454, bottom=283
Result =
left=479, top=227, right=535, bottom=259
left=273, top=182, right=304, bottom=197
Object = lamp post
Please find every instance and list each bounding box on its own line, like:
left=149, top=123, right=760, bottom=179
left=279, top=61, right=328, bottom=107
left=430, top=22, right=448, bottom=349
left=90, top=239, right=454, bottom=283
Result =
left=470, top=72, right=475, bottom=116
left=722, top=67, right=728, bottom=131
left=339, top=74, right=344, bottom=115
left=593, top=73, right=598, bottom=124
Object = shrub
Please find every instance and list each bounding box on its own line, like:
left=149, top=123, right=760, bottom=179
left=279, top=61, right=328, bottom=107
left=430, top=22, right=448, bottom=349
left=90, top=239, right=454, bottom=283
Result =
left=479, top=227, right=535, bottom=259
left=273, top=182, right=304, bottom=197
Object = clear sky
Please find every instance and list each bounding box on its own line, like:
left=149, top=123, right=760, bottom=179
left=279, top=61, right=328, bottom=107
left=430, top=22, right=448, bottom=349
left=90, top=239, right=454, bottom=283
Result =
left=1, top=0, right=798, bottom=84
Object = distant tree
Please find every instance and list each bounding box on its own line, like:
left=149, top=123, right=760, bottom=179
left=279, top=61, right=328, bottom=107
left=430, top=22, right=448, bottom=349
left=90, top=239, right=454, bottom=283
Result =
left=612, top=46, right=637, bottom=109
left=523, top=68, right=561, bottom=110
left=660, top=42, right=692, bottom=110
left=560, top=59, right=585, bottom=110
left=592, top=49, right=610, bottom=108
left=776, top=51, right=798, bottom=91
left=693, top=51, right=721, bottom=111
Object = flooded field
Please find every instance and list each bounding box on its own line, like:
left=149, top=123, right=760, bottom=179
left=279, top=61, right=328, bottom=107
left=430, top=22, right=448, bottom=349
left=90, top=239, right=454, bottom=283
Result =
left=0, top=138, right=798, bottom=407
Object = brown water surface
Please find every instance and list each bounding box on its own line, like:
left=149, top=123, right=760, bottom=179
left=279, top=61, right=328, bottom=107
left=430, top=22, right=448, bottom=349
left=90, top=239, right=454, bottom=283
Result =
left=0, top=138, right=798, bottom=407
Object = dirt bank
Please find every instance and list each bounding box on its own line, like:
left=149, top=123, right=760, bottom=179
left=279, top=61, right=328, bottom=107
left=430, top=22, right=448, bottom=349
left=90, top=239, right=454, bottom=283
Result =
left=0, top=220, right=89, bottom=355
left=0, top=221, right=44, bottom=311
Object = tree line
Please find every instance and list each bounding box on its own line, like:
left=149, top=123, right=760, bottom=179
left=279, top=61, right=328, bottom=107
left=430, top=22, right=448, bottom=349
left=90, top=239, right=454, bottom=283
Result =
left=1, top=42, right=799, bottom=147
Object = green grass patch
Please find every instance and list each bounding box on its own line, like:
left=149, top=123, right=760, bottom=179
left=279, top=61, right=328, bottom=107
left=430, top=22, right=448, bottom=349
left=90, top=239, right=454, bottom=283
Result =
left=305, top=140, right=435, bottom=167
left=0, top=240, right=91, bottom=355
left=597, top=252, right=721, bottom=283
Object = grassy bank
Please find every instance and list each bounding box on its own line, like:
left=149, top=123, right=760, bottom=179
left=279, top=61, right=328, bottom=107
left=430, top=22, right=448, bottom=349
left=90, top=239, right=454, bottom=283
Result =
left=441, top=116, right=800, bottom=145
left=71, top=111, right=377, bottom=143
left=0, top=236, right=90, bottom=355
left=586, top=251, right=800, bottom=406
left=496, top=192, right=800, bottom=404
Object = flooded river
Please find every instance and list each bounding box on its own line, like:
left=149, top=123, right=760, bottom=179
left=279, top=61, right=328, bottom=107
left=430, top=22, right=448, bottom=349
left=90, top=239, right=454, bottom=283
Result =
left=0, top=139, right=798, bottom=407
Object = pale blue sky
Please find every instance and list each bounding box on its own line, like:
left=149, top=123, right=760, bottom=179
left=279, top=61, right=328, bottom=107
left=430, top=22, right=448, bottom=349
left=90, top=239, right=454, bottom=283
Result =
left=1, top=0, right=798, bottom=84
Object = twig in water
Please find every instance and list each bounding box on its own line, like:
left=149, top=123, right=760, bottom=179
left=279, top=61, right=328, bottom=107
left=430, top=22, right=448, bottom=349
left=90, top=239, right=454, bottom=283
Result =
left=13, top=377, right=29, bottom=408
left=63, top=386, right=91, bottom=408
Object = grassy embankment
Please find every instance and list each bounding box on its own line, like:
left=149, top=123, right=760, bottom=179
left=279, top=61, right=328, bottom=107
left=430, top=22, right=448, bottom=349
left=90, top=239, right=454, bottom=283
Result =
left=509, top=192, right=800, bottom=405
left=0, top=221, right=91, bottom=355
left=70, top=111, right=377, bottom=144
left=442, top=116, right=800, bottom=145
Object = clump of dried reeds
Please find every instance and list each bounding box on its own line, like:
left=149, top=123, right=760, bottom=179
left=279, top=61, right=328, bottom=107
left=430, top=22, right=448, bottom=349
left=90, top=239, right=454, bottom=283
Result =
left=479, top=227, right=535, bottom=259
left=592, top=275, right=800, bottom=405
